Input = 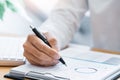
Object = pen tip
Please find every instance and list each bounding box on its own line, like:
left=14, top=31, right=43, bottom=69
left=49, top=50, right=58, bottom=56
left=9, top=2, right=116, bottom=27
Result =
left=30, top=25, right=34, bottom=29
left=59, top=57, right=67, bottom=67
left=65, top=64, right=67, bottom=67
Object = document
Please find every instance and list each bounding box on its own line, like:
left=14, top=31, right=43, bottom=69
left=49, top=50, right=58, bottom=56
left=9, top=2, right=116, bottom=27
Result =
left=5, top=44, right=120, bottom=80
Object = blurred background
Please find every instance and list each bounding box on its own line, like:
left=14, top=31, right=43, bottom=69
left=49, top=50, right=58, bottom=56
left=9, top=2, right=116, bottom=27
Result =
left=0, top=0, right=92, bottom=46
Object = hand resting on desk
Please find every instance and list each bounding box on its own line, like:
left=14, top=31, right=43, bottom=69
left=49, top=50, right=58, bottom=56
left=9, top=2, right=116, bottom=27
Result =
left=23, top=32, right=60, bottom=66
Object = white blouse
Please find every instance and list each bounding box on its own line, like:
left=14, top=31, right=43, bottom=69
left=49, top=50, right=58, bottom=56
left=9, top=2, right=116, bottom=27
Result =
left=38, top=0, right=120, bottom=52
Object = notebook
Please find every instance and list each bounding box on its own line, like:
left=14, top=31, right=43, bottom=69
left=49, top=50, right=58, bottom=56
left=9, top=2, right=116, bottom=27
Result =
left=0, top=36, right=26, bottom=66
left=5, top=44, right=120, bottom=80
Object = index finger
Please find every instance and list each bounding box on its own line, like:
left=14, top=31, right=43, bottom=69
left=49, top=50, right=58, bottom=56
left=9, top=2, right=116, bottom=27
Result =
left=28, top=35, right=60, bottom=59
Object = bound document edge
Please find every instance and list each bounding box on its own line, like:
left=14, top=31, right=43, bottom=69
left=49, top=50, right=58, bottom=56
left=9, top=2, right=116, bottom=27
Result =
left=4, top=70, right=70, bottom=80
left=105, top=70, right=120, bottom=80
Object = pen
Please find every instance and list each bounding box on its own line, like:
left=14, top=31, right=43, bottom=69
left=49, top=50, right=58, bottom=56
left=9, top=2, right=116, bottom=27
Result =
left=30, top=25, right=67, bottom=66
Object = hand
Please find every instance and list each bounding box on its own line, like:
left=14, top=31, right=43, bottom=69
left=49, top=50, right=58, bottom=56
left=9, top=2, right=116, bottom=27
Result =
left=23, top=32, right=60, bottom=66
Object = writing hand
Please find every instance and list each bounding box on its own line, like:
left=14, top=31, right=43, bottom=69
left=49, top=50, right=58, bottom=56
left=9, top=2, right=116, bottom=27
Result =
left=23, top=32, right=60, bottom=66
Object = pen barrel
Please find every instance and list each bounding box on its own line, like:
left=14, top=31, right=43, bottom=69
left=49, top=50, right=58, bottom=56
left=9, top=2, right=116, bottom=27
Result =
left=44, top=39, right=52, bottom=47
left=32, top=28, right=45, bottom=41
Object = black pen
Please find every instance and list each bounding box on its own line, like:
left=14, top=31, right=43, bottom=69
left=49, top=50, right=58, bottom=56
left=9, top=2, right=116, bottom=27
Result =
left=30, top=25, right=67, bottom=66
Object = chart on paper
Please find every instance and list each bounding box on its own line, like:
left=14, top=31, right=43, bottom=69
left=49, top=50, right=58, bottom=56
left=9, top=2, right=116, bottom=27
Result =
left=59, top=45, right=120, bottom=80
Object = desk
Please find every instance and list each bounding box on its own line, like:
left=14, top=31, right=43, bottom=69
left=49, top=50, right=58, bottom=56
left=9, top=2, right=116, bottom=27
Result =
left=0, top=67, right=13, bottom=80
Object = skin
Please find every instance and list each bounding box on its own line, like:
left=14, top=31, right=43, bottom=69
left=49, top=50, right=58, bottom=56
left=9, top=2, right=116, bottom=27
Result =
left=23, top=32, right=60, bottom=66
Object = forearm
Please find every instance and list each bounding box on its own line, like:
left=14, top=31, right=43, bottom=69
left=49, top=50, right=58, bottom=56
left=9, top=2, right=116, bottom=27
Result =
left=38, top=0, right=88, bottom=49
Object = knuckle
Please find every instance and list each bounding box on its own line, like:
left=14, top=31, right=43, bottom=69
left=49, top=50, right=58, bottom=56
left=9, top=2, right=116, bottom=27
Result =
left=23, top=42, right=27, bottom=49
left=34, top=50, right=41, bottom=57
left=49, top=50, right=60, bottom=59
left=33, top=40, right=38, bottom=45
left=39, top=44, right=46, bottom=50
left=32, top=37, right=41, bottom=46
left=49, top=37, right=57, bottom=45
left=27, top=34, right=34, bottom=41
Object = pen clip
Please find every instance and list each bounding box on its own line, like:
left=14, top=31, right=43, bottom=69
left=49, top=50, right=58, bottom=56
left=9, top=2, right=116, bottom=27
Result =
left=25, top=71, right=70, bottom=80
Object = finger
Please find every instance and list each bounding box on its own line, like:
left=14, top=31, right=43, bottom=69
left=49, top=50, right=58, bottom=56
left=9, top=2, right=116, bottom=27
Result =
left=43, top=32, right=60, bottom=51
left=24, top=50, right=39, bottom=65
left=23, top=41, right=54, bottom=62
left=27, top=35, right=60, bottom=59
left=24, top=50, right=59, bottom=66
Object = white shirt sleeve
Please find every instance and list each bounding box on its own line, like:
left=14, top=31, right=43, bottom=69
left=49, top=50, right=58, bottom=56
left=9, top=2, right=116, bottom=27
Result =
left=38, top=0, right=88, bottom=49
